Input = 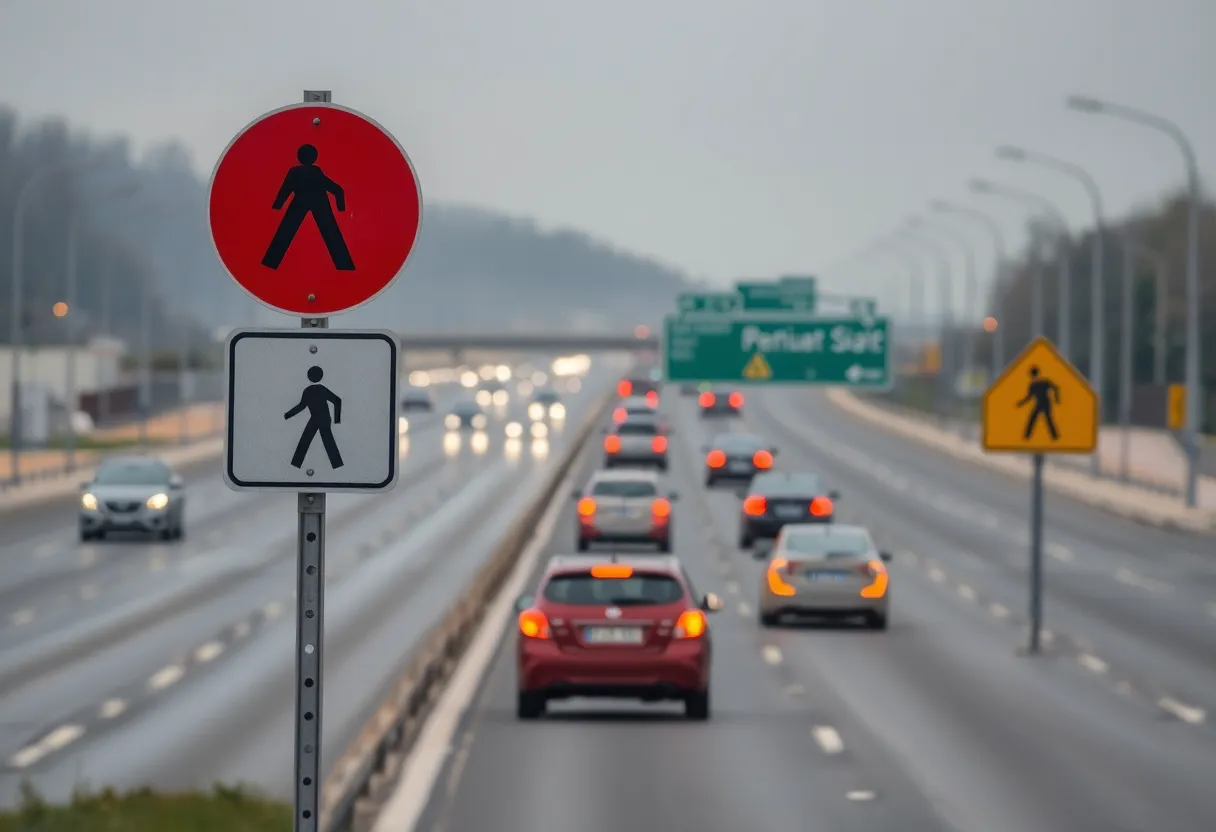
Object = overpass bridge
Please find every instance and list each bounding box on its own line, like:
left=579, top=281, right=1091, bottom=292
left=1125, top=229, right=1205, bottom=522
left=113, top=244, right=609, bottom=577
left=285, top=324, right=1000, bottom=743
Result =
left=396, top=331, right=660, bottom=353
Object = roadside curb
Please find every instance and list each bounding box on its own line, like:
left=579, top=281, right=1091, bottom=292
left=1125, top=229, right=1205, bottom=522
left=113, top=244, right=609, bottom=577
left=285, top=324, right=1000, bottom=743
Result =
left=825, top=388, right=1216, bottom=535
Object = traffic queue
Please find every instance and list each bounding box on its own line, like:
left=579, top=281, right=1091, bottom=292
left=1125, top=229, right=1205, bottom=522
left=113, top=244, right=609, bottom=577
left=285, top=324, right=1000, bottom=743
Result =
left=512, top=368, right=892, bottom=721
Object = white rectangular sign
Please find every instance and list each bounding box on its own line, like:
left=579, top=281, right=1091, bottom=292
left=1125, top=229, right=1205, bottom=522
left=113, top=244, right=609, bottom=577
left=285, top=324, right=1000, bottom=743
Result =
left=223, top=328, right=399, bottom=493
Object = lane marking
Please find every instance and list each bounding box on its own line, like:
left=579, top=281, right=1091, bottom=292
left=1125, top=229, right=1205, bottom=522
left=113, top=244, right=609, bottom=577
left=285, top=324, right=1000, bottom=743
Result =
left=846, top=790, right=877, bottom=802
left=8, top=724, right=86, bottom=769
left=263, top=601, right=283, bottom=619
left=737, top=602, right=752, bottom=617
left=10, top=609, right=34, bottom=627
left=761, top=645, right=783, bottom=666
left=99, top=698, right=127, bottom=719
left=194, top=641, right=224, bottom=663
left=956, top=584, right=977, bottom=602
left=1041, top=629, right=1055, bottom=645
left=812, top=725, right=844, bottom=754
left=233, top=620, right=252, bottom=639
left=989, top=603, right=1009, bottom=619
left=148, top=664, right=185, bottom=691
left=1158, top=697, right=1206, bottom=725
left=1077, top=653, right=1109, bottom=674
left=928, top=567, right=946, bottom=583
left=725, top=581, right=740, bottom=595
left=1114, top=568, right=1172, bottom=594
left=1046, top=542, right=1073, bottom=562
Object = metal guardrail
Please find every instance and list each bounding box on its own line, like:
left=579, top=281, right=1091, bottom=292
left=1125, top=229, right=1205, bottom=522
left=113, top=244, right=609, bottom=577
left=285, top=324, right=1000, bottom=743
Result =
left=318, top=387, right=613, bottom=832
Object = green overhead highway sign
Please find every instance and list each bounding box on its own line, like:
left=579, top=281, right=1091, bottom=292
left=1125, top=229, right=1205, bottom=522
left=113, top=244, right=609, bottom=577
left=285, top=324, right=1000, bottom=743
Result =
left=677, top=291, right=742, bottom=315
left=662, top=314, right=891, bottom=387
left=735, top=278, right=817, bottom=312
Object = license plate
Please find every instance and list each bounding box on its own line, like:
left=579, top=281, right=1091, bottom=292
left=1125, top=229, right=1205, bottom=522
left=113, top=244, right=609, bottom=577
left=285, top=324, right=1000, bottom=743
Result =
left=805, top=572, right=847, bottom=582
left=584, top=627, right=644, bottom=644
left=774, top=506, right=805, bottom=519
left=728, top=461, right=751, bottom=472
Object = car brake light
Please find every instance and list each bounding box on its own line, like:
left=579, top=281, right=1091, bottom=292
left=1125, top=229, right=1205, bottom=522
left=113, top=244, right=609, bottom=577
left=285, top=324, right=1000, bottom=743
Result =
left=577, top=497, right=597, bottom=516
left=728, top=392, right=743, bottom=408
left=618, top=380, right=632, bottom=397
left=860, top=560, right=888, bottom=598
left=604, top=435, right=621, bottom=453
left=651, top=498, right=672, bottom=518
left=518, top=608, right=550, bottom=639
left=590, top=564, right=633, bottom=579
left=706, top=449, right=726, bottom=468
left=809, top=496, right=833, bottom=517
left=753, top=450, right=773, bottom=469
left=673, top=609, right=707, bottom=639
left=645, top=391, right=658, bottom=407
left=651, top=436, right=667, bottom=453
left=613, top=407, right=627, bottom=423
left=743, top=495, right=767, bottom=516
left=698, top=392, right=716, bottom=407
left=766, top=558, right=796, bottom=597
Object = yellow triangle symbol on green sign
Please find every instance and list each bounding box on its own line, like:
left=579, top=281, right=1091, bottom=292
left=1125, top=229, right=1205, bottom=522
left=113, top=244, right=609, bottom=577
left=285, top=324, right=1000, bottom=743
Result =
left=742, top=352, right=772, bottom=380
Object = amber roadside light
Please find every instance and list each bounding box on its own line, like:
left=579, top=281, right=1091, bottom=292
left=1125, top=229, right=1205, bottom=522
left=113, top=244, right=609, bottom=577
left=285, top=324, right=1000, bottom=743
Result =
left=52, top=302, right=69, bottom=318
left=983, top=316, right=998, bottom=333
left=634, top=325, right=650, bottom=339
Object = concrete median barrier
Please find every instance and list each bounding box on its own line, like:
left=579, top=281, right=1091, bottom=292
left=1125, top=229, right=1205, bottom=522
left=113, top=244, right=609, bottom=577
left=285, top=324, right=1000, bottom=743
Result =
left=319, top=385, right=614, bottom=832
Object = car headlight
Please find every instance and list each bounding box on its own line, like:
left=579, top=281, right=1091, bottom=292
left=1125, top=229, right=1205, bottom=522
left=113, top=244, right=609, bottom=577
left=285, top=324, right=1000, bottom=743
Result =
left=505, top=421, right=524, bottom=439
left=398, top=416, right=410, bottom=434
left=530, top=421, right=549, bottom=439
left=548, top=403, right=565, bottom=419
left=528, top=403, right=545, bottom=421
left=445, top=414, right=460, bottom=430
left=146, top=493, right=169, bottom=510
left=492, top=390, right=509, bottom=406
left=472, top=414, right=487, bottom=429
left=475, top=390, right=492, bottom=406
left=81, top=493, right=98, bottom=511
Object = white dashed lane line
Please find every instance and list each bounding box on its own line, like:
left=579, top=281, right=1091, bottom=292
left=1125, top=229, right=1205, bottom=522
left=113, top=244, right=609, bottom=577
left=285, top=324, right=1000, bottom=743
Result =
left=737, top=602, right=752, bottom=617
left=725, top=581, right=740, bottom=595
left=1158, top=697, right=1206, bottom=725
left=9, top=724, right=86, bottom=769
left=99, top=698, right=127, bottom=719
left=761, top=645, right=783, bottom=666
left=194, top=641, right=224, bottom=663
left=927, top=567, right=946, bottom=583
left=1045, top=542, right=1073, bottom=562
left=148, top=664, right=185, bottom=691
left=1078, top=653, right=1109, bottom=674
left=10, top=609, right=33, bottom=627
left=989, top=603, right=1010, bottom=619
left=812, top=725, right=845, bottom=755
left=1114, top=568, right=1172, bottom=594
left=956, top=584, right=977, bottom=602
left=846, top=790, right=877, bottom=802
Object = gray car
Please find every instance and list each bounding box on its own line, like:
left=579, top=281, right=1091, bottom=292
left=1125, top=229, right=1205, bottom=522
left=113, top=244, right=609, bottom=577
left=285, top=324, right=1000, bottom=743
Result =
left=79, top=457, right=187, bottom=542
left=755, top=523, right=892, bottom=629
left=573, top=469, right=679, bottom=552
left=603, top=415, right=669, bottom=471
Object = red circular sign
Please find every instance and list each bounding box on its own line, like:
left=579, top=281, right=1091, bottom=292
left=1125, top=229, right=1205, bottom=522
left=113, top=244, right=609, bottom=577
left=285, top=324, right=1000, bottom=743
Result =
left=208, top=103, right=422, bottom=316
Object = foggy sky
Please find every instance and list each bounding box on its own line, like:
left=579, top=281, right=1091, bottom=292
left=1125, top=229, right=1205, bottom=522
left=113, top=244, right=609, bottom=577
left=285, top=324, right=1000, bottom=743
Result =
left=2, top=0, right=1212, bottom=308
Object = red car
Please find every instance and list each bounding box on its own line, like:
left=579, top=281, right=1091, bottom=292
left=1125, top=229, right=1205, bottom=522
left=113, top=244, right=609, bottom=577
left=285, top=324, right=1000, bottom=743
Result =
left=514, top=556, right=723, bottom=720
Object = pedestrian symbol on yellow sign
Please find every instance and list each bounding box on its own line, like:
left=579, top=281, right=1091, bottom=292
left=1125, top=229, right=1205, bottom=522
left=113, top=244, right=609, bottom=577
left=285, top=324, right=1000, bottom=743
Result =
left=1017, top=366, right=1060, bottom=440
left=742, top=352, right=772, bottom=380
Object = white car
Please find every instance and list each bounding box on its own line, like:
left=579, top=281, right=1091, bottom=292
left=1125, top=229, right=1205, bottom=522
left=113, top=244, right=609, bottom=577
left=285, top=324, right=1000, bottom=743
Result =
left=573, top=468, right=678, bottom=552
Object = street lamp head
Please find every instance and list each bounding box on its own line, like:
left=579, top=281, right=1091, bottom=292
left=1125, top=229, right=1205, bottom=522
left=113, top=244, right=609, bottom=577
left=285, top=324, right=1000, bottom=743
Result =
left=995, top=145, right=1026, bottom=161
left=1066, top=95, right=1104, bottom=113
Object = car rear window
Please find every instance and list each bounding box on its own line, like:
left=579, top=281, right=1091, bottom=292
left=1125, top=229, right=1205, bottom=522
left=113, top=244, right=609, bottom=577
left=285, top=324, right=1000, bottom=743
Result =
left=543, top=573, right=685, bottom=605
left=453, top=402, right=480, bottom=415
left=617, top=422, right=658, bottom=435
left=754, top=474, right=821, bottom=496
left=591, top=480, right=657, bottom=498
left=783, top=529, right=871, bottom=557
left=713, top=433, right=764, bottom=452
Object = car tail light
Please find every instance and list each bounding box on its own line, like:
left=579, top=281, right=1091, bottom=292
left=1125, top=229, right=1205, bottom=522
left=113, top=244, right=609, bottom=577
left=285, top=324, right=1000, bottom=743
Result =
left=809, top=496, right=833, bottom=517
left=577, top=498, right=597, bottom=517
left=590, top=564, right=633, bottom=579
left=613, top=407, right=627, bottom=423
left=645, top=391, right=659, bottom=407
left=766, top=558, right=796, bottom=597
left=618, top=380, right=632, bottom=397
left=651, top=498, right=672, bottom=518
left=728, top=392, right=743, bottom=408
left=860, top=560, right=889, bottom=598
left=752, top=450, right=773, bottom=469
left=651, top=436, right=667, bottom=453
left=698, top=392, right=716, bottom=407
left=706, top=449, right=726, bottom=468
left=604, top=435, right=621, bottom=453
left=743, top=495, right=767, bottom=516
left=673, top=609, right=707, bottom=639
left=518, top=608, right=551, bottom=639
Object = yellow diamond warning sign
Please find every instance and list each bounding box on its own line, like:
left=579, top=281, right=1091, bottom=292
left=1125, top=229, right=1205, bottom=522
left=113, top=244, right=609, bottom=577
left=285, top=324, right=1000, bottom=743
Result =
left=742, top=352, right=772, bottom=380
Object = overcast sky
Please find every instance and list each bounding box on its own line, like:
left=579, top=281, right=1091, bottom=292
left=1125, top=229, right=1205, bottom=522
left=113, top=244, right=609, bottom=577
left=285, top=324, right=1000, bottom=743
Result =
left=2, top=0, right=1211, bottom=306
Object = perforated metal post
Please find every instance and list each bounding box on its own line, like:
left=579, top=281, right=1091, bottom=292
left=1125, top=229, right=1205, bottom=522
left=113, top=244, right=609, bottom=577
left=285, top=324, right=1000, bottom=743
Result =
left=296, top=87, right=332, bottom=832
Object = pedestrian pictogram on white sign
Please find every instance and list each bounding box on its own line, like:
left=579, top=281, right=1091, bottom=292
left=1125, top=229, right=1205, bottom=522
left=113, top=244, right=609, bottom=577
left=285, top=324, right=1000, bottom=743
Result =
left=223, top=328, right=399, bottom=492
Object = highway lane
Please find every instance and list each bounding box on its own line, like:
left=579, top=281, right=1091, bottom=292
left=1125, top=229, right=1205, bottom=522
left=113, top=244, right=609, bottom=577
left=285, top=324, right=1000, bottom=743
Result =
left=408, top=389, right=1216, bottom=832
left=0, top=368, right=611, bottom=805
left=745, top=389, right=1216, bottom=730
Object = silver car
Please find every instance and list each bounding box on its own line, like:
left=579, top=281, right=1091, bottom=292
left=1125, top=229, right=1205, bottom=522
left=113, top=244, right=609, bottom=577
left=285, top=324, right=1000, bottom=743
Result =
left=603, top=415, right=669, bottom=471
left=79, top=457, right=187, bottom=542
left=755, top=523, right=892, bottom=630
left=572, top=469, right=679, bottom=552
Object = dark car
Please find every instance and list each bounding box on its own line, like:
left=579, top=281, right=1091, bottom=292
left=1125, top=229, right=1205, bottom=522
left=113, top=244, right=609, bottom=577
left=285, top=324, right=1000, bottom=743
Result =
left=698, top=389, right=743, bottom=417
left=702, top=432, right=778, bottom=486
left=513, top=554, right=723, bottom=720
left=737, top=471, right=839, bottom=548
left=445, top=401, right=487, bottom=431
left=616, top=376, right=660, bottom=400
left=401, top=387, right=433, bottom=412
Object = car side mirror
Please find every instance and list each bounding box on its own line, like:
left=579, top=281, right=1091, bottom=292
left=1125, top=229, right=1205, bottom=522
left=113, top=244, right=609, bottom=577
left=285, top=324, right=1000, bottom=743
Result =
left=668, top=491, right=680, bottom=501
left=514, top=594, right=534, bottom=612
left=700, top=592, right=724, bottom=612
left=770, top=446, right=779, bottom=455
left=571, top=488, right=582, bottom=500
left=829, top=489, right=841, bottom=500
left=879, top=551, right=893, bottom=563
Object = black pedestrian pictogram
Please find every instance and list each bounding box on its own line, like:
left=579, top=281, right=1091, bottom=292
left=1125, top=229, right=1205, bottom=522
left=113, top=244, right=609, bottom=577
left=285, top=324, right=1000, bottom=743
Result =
left=285, top=366, right=344, bottom=469
left=1017, top=365, right=1060, bottom=440
left=262, top=144, right=356, bottom=271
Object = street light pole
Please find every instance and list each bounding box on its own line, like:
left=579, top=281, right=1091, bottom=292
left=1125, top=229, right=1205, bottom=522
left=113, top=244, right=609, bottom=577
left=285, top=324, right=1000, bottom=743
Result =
left=1069, top=95, right=1202, bottom=505
left=901, top=225, right=956, bottom=425
left=995, top=145, right=1108, bottom=475
left=65, top=216, right=79, bottom=472
left=914, top=219, right=979, bottom=396
left=1125, top=240, right=1170, bottom=386
left=1118, top=237, right=1135, bottom=482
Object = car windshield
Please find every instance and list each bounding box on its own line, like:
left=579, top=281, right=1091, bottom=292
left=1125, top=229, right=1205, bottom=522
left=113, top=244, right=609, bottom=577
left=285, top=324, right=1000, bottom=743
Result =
left=617, top=421, right=657, bottom=435
left=543, top=573, right=684, bottom=605
left=453, top=403, right=480, bottom=415
left=783, top=528, right=871, bottom=557
left=753, top=473, right=821, bottom=496
left=714, top=433, right=765, bottom=452
left=591, top=479, right=657, bottom=498
left=94, top=461, right=171, bottom=486
left=534, top=388, right=559, bottom=402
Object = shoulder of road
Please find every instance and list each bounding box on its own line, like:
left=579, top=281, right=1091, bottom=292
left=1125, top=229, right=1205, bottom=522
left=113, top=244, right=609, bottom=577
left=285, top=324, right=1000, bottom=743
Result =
left=826, top=388, right=1216, bottom=535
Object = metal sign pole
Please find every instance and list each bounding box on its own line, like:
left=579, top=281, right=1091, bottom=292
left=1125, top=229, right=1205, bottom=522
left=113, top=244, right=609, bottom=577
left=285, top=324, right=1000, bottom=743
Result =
left=296, top=87, right=331, bottom=832
left=1028, top=452, right=1045, bottom=654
